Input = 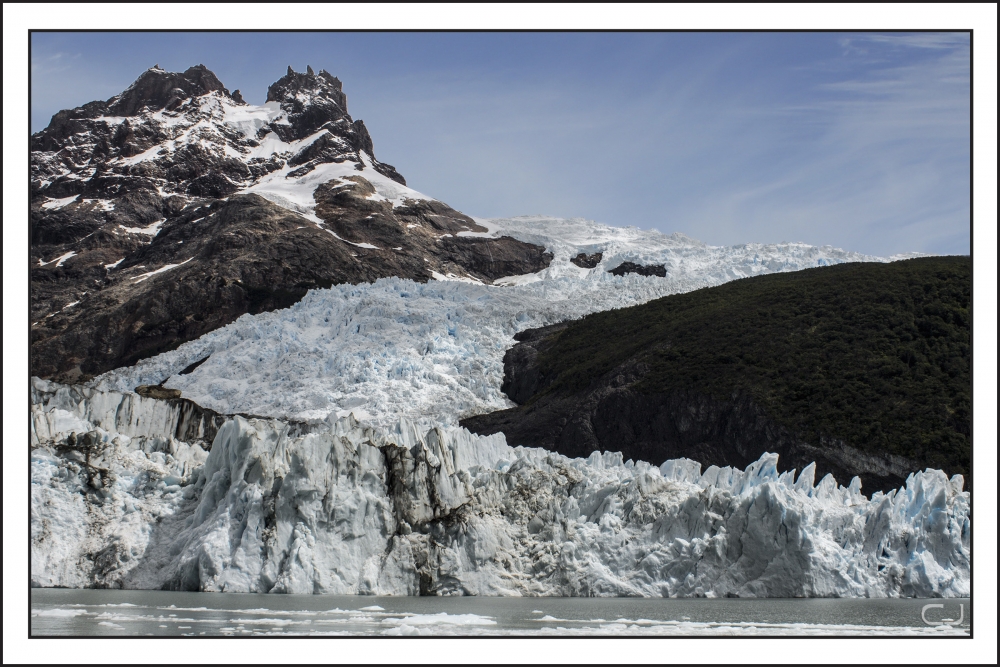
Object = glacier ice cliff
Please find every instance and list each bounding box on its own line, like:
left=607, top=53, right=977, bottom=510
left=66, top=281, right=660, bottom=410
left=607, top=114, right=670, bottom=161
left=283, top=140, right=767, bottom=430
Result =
left=31, top=379, right=969, bottom=598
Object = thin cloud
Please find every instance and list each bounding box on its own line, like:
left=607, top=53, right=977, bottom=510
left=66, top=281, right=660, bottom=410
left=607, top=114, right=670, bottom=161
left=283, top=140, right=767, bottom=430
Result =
left=643, top=40, right=968, bottom=255
left=30, top=51, right=82, bottom=75
left=843, top=33, right=970, bottom=51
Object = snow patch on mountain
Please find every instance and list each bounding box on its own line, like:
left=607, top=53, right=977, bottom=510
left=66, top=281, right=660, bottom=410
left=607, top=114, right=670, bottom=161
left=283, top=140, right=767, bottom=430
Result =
left=220, top=98, right=287, bottom=138
left=243, top=158, right=431, bottom=225
left=120, top=218, right=166, bottom=237
left=38, top=251, right=78, bottom=268
left=132, top=258, right=194, bottom=284
left=93, top=217, right=904, bottom=427
left=41, top=195, right=80, bottom=210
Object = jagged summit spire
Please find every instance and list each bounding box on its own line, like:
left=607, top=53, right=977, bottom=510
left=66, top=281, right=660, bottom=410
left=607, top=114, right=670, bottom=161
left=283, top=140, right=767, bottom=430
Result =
left=33, top=62, right=401, bottom=185
left=106, top=64, right=234, bottom=116
left=264, top=65, right=353, bottom=142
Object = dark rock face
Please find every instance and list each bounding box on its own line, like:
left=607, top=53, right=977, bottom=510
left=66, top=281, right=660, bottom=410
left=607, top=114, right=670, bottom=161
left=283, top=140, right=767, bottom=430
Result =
left=33, top=194, right=351, bottom=379
left=266, top=68, right=348, bottom=140
left=136, top=385, right=182, bottom=400
left=437, top=237, right=553, bottom=282
left=570, top=252, right=603, bottom=269
left=30, top=65, right=553, bottom=381
left=109, top=65, right=233, bottom=116
left=609, top=261, right=666, bottom=277
left=498, top=323, right=569, bottom=404
left=462, top=328, right=925, bottom=496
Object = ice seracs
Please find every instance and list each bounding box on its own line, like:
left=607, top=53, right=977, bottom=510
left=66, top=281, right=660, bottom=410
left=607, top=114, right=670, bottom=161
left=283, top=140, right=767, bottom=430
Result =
left=93, top=215, right=910, bottom=426
left=30, top=380, right=969, bottom=597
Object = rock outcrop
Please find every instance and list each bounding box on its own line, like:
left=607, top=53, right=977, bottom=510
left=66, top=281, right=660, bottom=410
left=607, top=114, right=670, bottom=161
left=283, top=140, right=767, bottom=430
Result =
left=609, top=260, right=666, bottom=277
left=570, top=252, right=603, bottom=268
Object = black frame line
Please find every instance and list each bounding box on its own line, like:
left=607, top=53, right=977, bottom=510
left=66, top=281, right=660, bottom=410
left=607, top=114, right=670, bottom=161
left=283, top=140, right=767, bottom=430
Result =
left=25, top=27, right=974, bottom=641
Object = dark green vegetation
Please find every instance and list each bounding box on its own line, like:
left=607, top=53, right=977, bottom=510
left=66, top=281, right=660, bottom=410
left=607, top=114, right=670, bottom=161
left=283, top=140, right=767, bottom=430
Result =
left=464, top=256, right=971, bottom=490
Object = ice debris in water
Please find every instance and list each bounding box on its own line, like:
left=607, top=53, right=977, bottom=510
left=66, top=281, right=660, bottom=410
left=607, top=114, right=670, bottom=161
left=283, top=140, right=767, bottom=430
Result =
left=31, top=380, right=968, bottom=598
left=90, top=216, right=904, bottom=426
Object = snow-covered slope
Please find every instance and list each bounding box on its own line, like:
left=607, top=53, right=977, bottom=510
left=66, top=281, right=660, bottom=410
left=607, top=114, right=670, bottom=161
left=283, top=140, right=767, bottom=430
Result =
left=93, top=215, right=910, bottom=426
left=467, top=215, right=921, bottom=283
left=31, top=380, right=969, bottom=597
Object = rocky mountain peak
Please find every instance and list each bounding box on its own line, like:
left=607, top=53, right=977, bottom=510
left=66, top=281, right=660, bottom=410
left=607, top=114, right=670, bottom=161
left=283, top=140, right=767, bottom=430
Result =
left=264, top=66, right=353, bottom=141
left=30, top=63, right=406, bottom=198
left=106, top=64, right=236, bottom=116
left=266, top=66, right=347, bottom=110
left=30, top=64, right=551, bottom=381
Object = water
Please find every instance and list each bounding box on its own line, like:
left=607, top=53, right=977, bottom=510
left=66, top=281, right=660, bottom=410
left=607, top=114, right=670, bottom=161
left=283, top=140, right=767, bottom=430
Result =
left=30, top=590, right=970, bottom=636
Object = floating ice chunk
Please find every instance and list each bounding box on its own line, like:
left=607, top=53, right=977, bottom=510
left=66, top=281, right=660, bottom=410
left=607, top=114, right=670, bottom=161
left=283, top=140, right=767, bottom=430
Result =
left=383, top=613, right=497, bottom=626
left=33, top=608, right=88, bottom=617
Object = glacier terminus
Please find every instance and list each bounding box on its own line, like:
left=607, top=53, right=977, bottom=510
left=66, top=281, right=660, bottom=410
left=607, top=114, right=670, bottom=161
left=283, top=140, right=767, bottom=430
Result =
left=31, top=379, right=968, bottom=598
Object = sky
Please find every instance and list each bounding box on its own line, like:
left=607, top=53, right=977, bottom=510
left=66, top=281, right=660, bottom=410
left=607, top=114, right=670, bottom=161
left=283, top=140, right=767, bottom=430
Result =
left=30, top=31, right=971, bottom=257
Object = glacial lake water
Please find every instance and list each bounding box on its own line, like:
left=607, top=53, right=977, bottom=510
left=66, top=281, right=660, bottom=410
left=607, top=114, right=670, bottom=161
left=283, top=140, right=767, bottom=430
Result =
left=30, top=590, right=970, bottom=637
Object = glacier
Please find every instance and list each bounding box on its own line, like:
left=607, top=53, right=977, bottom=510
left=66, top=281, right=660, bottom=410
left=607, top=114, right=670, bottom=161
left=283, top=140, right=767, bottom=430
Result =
left=31, top=379, right=968, bottom=597
left=29, top=65, right=968, bottom=605
left=91, top=215, right=918, bottom=426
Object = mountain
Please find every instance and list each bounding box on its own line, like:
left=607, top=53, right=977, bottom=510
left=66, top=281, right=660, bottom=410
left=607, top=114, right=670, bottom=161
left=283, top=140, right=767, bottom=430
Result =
left=28, top=66, right=971, bottom=600
left=30, top=65, right=552, bottom=381
left=461, top=256, right=971, bottom=493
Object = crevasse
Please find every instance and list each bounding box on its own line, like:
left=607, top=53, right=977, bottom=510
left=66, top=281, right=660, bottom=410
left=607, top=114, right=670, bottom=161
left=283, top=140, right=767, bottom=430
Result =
left=31, top=379, right=968, bottom=598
